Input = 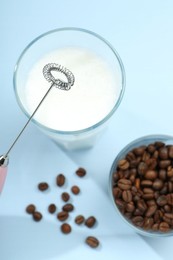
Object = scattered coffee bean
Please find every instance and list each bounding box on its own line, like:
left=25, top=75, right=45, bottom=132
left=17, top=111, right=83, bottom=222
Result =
left=75, top=215, right=85, bottom=225
left=57, top=211, right=69, bottom=221
left=71, top=185, right=80, bottom=195
left=85, top=236, right=100, bottom=248
left=56, top=174, right=66, bottom=187
left=61, top=223, right=71, bottom=234
left=33, top=211, right=42, bottom=222
left=62, top=203, right=74, bottom=212
left=38, top=182, right=49, bottom=191
left=112, top=141, right=173, bottom=233
left=26, top=204, right=36, bottom=214
left=48, top=204, right=56, bottom=214
left=75, top=167, right=86, bottom=177
left=85, top=216, right=96, bottom=228
left=61, top=192, right=70, bottom=202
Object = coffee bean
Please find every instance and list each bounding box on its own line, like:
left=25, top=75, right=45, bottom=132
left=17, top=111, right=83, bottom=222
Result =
left=142, top=193, right=154, bottom=200
left=132, top=216, right=144, bottom=227
left=33, top=211, right=42, bottom=222
left=154, top=142, right=165, bottom=148
left=143, top=188, right=154, bottom=194
left=159, top=222, right=170, bottom=232
left=159, top=169, right=167, bottom=180
left=143, top=217, right=154, bottom=230
left=75, top=167, right=86, bottom=177
left=152, top=179, right=164, bottom=190
left=71, top=185, right=80, bottom=195
left=159, top=160, right=171, bottom=169
left=167, top=193, right=173, bottom=206
left=115, top=199, right=125, bottom=210
left=57, top=211, right=69, bottom=221
left=159, top=147, right=168, bottom=160
left=146, top=158, right=157, bottom=170
left=61, top=192, right=70, bottom=202
left=152, top=223, right=159, bottom=231
left=164, top=213, right=173, bottom=219
left=48, top=204, right=56, bottom=214
left=122, top=190, right=132, bottom=202
left=75, top=215, right=85, bottom=225
left=126, top=202, right=135, bottom=212
left=85, top=216, right=96, bottom=228
left=56, top=174, right=65, bottom=187
left=62, top=203, right=74, bottom=212
left=85, top=236, right=99, bottom=248
left=168, top=146, right=173, bottom=158
left=133, top=146, right=146, bottom=156
left=141, top=180, right=153, bottom=187
left=164, top=204, right=172, bottom=213
left=144, top=170, right=157, bottom=180
left=147, top=144, right=156, bottom=154
left=26, top=204, right=36, bottom=214
left=137, top=200, right=147, bottom=213
left=145, top=205, right=157, bottom=217
left=38, top=182, right=49, bottom=191
left=167, top=167, right=173, bottom=178
left=118, top=159, right=130, bottom=170
left=126, top=152, right=136, bottom=162
left=138, top=162, right=148, bottom=175
left=113, top=187, right=122, bottom=198
left=156, top=195, right=167, bottom=206
left=118, top=179, right=132, bottom=190
left=135, top=178, right=140, bottom=189
left=61, top=223, right=71, bottom=234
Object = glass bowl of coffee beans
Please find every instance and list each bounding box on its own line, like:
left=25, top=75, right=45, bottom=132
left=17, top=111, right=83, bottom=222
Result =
left=109, top=134, right=173, bottom=237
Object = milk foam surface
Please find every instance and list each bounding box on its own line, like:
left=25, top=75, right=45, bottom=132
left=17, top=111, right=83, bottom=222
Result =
left=25, top=47, right=121, bottom=131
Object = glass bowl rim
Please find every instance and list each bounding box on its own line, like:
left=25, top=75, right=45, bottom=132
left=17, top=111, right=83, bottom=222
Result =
left=109, top=134, right=173, bottom=237
left=13, top=27, right=126, bottom=136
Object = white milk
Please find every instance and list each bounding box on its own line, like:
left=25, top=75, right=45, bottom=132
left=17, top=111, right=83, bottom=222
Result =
left=24, top=47, right=122, bottom=148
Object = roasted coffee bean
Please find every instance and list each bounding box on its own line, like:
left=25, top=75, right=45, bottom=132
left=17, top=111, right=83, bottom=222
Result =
left=159, top=169, right=167, bottom=180
left=132, top=216, right=144, bottom=227
left=159, top=160, right=171, bottom=169
left=113, top=172, right=119, bottom=182
left=26, top=204, right=36, bottom=214
left=167, top=193, right=173, bottom=206
left=115, top=199, right=125, bottom=210
left=85, top=236, right=100, bottom=248
left=164, top=204, right=172, bottom=213
left=126, top=152, right=136, bottom=162
left=85, top=216, right=96, bottom=228
left=126, top=202, right=135, bottom=212
left=154, top=142, right=165, bottom=148
left=71, top=185, right=80, bottom=195
left=143, top=188, right=154, bottom=194
left=147, top=144, right=156, bottom=154
left=160, top=184, right=168, bottom=195
left=159, top=222, right=170, bottom=232
left=48, top=204, right=56, bottom=214
left=135, top=178, right=140, bottom=189
left=56, top=174, right=65, bottom=187
left=33, top=211, right=42, bottom=222
left=154, top=210, right=163, bottom=223
left=122, top=190, right=132, bottom=202
left=138, top=162, right=148, bottom=175
left=57, top=211, right=69, bottom=221
left=75, top=215, right=85, bottom=225
left=61, top=223, right=71, bottom=234
left=147, top=199, right=156, bottom=206
left=159, top=147, right=168, bottom=160
left=143, top=217, right=154, bottom=230
left=137, top=200, right=147, bottom=213
left=152, top=179, right=164, bottom=190
left=133, top=146, right=146, bottom=156
left=168, top=181, right=173, bottom=193
left=142, top=193, right=154, bottom=200
left=118, top=159, right=130, bottom=170
left=118, top=179, right=132, bottom=190
left=75, top=167, right=86, bottom=177
left=144, top=170, right=157, bottom=180
left=113, top=187, right=122, bottom=198
left=141, top=180, right=153, bottom=187
left=167, top=167, right=173, bottom=178
left=62, top=203, right=74, bottom=212
left=38, top=182, right=49, bottom=191
left=168, top=146, right=173, bottom=158
left=152, top=223, right=159, bottom=231
left=164, top=213, right=173, bottom=219
left=61, top=192, right=70, bottom=202
left=145, top=205, right=157, bottom=217
left=156, top=195, right=167, bottom=206
left=142, top=151, right=151, bottom=162
left=146, top=158, right=157, bottom=170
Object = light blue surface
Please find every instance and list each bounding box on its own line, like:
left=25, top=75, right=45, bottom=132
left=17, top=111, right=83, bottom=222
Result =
left=0, top=0, right=173, bottom=259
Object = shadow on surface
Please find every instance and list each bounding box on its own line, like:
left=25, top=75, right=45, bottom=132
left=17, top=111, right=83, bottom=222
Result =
left=0, top=215, right=80, bottom=260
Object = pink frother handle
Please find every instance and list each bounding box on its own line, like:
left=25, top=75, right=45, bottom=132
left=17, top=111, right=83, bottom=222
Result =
left=0, top=166, right=7, bottom=193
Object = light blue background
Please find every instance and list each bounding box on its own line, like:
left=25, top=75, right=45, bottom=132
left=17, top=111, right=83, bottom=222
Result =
left=0, top=1, right=173, bottom=259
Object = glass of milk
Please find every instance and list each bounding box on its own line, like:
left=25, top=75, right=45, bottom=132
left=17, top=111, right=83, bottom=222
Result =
left=13, top=28, right=125, bottom=150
